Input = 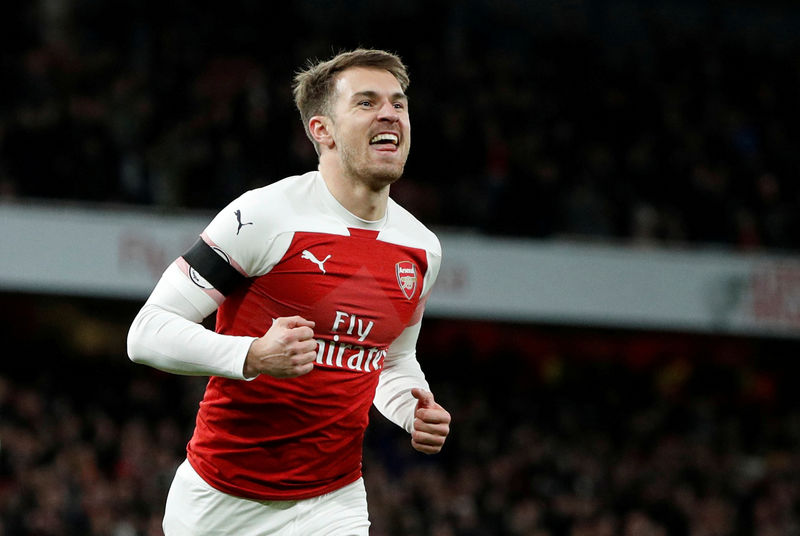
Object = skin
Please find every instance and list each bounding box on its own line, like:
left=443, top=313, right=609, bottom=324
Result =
left=311, top=66, right=411, bottom=221
left=243, top=66, right=450, bottom=454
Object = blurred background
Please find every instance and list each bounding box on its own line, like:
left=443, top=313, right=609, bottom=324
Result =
left=1, top=0, right=800, bottom=534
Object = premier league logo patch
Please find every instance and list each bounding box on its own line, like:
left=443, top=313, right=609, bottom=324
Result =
left=395, top=261, right=418, bottom=299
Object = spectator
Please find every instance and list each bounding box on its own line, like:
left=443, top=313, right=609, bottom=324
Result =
left=5, top=320, right=800, bottom=535
left=1, top=1, right=798, bottom=252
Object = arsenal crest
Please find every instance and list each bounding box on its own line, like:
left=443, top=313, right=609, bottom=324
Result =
left=395, top=261, right=418, bottom=299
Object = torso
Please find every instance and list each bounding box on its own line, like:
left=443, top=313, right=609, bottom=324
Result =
left=186, top=171, right=440, bottom=500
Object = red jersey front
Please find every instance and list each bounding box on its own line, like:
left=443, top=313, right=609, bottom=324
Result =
left=184, top=172, right=441, bottom=500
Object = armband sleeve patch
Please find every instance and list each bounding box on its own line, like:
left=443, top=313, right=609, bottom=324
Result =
left=182, top=239, right=248, bottom=296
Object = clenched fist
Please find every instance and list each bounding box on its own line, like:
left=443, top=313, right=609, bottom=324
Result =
left=410, top=388, right=451, bottom=454
left=243, top=316, right=318, bottom=379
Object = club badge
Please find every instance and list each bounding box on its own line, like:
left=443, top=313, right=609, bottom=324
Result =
left=395, top=261, right=418, bottom=300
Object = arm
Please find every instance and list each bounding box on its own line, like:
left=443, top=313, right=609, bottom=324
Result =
left=128, top=256, right=317, bottom=380
left=373, top=322, right=429, bottom=432
left=127, top=261, right=257, bottom=378
left=374, top=320, right=451, bottom=454
left=127, top=186, right=318, bottom=379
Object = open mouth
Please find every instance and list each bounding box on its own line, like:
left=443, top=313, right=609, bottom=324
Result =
left=369, top=133, right=399, bottom=146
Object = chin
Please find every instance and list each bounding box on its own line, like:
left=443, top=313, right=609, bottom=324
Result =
left=372, top=166, right=405, bottom=186
left=355, top=161, right=405, bottom=189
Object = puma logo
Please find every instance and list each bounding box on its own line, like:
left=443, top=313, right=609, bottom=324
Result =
left=234, top=210, right=253, bottom=235
left=301, top=250, right=331, bottom=273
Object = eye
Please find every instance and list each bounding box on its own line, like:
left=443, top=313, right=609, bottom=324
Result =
left=358, top=100, right=372, bottom=108
left=393, top=102, right=405, bottom=110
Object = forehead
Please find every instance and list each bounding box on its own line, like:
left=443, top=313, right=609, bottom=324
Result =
left=332, top=67, right=404, bottom=101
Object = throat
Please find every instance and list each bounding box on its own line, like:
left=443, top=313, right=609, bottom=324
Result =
left=319, top=163, right=390, bottom=222
left=344, top=188, right=387, bottom=222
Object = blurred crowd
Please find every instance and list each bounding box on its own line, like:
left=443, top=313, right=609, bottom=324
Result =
left=2, top=318, right=800, bottom=535
left=3, top=2, right=800, bottom=534
left=2, top=0, right=799, bottom=251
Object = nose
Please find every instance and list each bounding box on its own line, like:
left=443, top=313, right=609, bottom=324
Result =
left=377, top=101, right=400, bottom=122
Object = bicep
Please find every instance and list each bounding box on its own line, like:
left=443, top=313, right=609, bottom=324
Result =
left=127, top=263, right=256, bottom=379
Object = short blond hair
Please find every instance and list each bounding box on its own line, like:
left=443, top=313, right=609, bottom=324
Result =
left=292, top=49, right=410, bottom=154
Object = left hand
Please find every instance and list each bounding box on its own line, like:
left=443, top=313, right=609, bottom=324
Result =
left=410, top=388, right=451, bottom=454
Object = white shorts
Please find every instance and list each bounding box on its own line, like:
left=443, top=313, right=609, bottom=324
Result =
left=162, top=459, right=370, bottom=536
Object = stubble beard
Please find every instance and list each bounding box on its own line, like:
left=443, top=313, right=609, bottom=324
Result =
left=340, top=143, right=408, bottom=191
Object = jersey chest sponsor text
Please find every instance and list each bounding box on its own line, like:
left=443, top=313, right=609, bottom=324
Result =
left=230, top=230, right=428, bottom=369
left=314, top=332, right=386, bottom=373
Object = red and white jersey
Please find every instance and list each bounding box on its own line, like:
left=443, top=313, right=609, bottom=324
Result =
left=181, top=171, right=441, bottom=500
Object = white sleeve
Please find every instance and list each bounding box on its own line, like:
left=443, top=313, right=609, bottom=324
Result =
left=126, top=263, right=256, bottom=379
left=373, top=321, right=430, bottom=433
left=374, top=244, right=441, bottom=433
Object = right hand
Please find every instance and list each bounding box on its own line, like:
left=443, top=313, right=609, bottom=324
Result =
left=243, top=316, right=317, bottom=379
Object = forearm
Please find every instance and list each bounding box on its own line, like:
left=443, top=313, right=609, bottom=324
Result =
left=127, top=264, right=255, bottom=379
left=374, top=322, right=429, bottom=433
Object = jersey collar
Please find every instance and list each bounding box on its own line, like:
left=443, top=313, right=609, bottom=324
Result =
left=314, top=171, right=388, bottom=230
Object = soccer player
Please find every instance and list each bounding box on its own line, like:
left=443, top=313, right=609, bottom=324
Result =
left=127, top=49, right=451, bottom=535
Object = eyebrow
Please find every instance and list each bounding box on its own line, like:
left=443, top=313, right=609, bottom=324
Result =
left=351, top=90, right=408, bottom=103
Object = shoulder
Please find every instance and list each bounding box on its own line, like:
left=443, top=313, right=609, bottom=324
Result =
left=237, top=172, right=317, bottom=214
left=381, top=198, right=441, bottom=257
left=201, top=172, right=318, bottom=275
left=382, top=198, right=442, bottom=294
left=212, top=172, right=317, bottom=234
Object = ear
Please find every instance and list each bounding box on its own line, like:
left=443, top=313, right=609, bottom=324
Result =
left=309, top=116, right=334, bottom=150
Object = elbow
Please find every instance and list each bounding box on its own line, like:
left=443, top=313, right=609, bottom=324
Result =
left=126, top=311, right=153, bottom=366
left=126, top=324, right=145, bottom=365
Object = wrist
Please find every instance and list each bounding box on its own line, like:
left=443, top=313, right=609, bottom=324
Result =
left=242, top=339, right=260, bottom=379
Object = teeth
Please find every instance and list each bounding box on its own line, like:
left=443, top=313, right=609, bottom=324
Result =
left=370, top=133, right=399, bottom=145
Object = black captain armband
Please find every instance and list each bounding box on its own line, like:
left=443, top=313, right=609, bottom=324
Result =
left=182, top=239, right=248, bottom=296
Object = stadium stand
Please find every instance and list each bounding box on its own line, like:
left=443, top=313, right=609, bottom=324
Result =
left=1, top=1, right=798, bottom=250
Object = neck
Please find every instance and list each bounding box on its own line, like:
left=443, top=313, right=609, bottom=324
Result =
left=318, top=158, right=390, bottom=221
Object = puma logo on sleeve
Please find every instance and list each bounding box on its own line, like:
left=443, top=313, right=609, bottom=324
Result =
left=234, top=210, right=253, bottom=235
